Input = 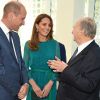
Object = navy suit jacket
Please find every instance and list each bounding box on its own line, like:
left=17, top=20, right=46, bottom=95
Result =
left=57, top=41, right=100, bottom=100
left=59, top=42, right=66, bottom=62
left=0, top=28, right=28, bottom=100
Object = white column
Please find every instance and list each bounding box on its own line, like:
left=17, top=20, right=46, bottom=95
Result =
left=55, top=0, right=74, bottom=60
left=55, top=0, right=86, bottom=60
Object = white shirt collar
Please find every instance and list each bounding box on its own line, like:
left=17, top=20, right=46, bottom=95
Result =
left=0, top=21, right=10, bottom=37
left=77, top=40, right=94, bottom=55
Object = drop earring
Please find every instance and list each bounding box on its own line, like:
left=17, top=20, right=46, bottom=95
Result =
left=36, top=28, right=38, bottom=32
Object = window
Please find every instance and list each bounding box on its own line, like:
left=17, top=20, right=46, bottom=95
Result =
left=94, top=0, right=100, bottom=45
left=85, top=0, right=100, bottom=45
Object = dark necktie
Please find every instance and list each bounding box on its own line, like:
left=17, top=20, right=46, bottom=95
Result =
left=71, top=48, right=78, bottom=60
left=9, top=31, right=16, bottom=58
left=9, top=32, right=14, bottom=50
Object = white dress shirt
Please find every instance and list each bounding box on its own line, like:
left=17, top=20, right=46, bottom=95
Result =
left=76, top=40, right=94, bottom=56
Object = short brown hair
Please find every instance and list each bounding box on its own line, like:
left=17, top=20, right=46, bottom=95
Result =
left=3, top=1, right=25, bottom=17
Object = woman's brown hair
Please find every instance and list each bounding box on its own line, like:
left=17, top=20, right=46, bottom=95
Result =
left=28, top=14, right=53, bottom=51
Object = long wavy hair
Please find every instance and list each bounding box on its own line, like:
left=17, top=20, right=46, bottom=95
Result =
left=28, top=14, right=53, bottom=51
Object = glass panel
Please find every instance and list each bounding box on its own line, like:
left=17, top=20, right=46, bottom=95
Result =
left=94, top=0, right=100, bottom=45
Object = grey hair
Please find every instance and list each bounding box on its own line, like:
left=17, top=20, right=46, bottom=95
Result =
left=79, top=17, right=96, bottom=39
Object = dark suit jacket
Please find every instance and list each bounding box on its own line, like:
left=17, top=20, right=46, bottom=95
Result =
left=0, top=28, right=28, bottom=100
left=59, top=42, right=66, bottom=62
left=57, top=41, right=100, bottom=100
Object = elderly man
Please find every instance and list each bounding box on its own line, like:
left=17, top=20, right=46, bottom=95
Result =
left=48, top=17, right=100, bottom=100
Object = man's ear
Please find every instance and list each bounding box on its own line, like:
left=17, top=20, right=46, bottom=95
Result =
left=8, top=12, right=14, bottom=21
left=80, top=29, right=85, bottom=34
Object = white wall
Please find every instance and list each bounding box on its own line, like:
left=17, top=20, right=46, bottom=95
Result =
left=55, top=0, right=85, bottom=60
left=55, top=0, right=74, bottom=60
left=55, top=0, right=95, bottom=61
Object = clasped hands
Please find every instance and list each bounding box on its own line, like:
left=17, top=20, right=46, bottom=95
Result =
left=32, top=81, right=52, bottom=98
left=47, top=56, right=68, bottom=72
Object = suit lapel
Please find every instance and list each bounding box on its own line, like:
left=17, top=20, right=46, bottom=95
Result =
left=68, top=41, right=96, bottom=66
left=68, top=53, right=84, bottom=66
left=0, top=28, right=17, bottom=61
left=0, top=28, right=10, bottom=46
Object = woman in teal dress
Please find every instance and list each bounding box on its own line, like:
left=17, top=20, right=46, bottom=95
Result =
left=23, top=14, right=66, bottom=100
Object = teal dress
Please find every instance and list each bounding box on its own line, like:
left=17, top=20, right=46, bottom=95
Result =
left=24, top=39, right=61, bottom=100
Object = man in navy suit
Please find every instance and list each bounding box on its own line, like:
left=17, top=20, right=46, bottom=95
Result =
left=0, top=1, right=28, bottom=100
left=48, top=17, right=100, bottom=100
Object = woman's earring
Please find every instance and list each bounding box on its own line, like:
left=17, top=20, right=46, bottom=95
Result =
left=36, top=28, right=38, bottom=32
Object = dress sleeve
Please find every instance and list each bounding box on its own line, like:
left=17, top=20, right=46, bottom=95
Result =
left=50, top=41, right=61, bottom=81
left=23, top=41, right=32, bottom=79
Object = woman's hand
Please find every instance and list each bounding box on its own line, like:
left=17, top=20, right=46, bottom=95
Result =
left=29, top=79, right=43, bottom=98
left=42, top=80, right=53, bottom=98
left=32, top=84, right=43, bottom=98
